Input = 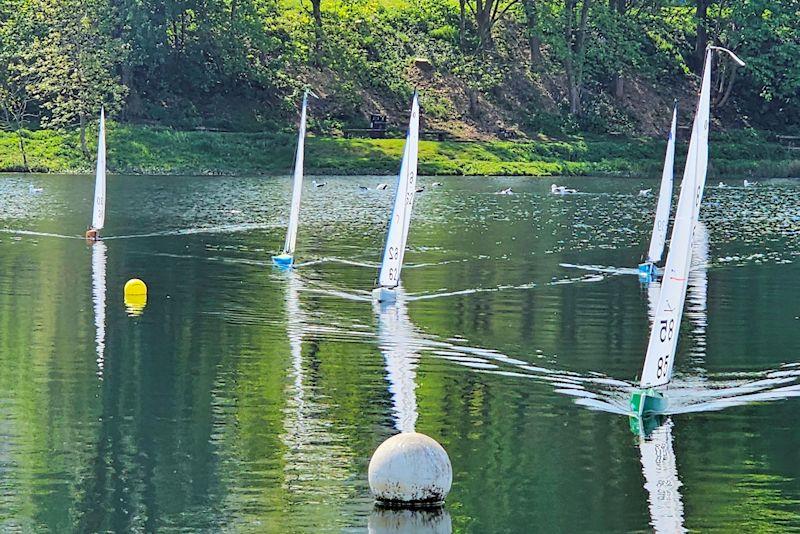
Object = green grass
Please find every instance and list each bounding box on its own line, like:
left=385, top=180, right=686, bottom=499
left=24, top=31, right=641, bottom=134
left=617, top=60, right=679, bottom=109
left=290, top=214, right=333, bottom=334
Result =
left=0, top=124, right=797, bottom=179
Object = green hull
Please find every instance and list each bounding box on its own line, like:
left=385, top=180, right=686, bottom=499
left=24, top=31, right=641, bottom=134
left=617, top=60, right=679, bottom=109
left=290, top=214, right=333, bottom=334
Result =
left=630, top=388, right=668, bottom=417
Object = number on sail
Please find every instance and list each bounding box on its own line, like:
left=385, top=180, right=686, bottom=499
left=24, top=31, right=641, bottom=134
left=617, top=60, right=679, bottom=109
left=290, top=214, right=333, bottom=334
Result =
left=377, top=92, right=420, bottom=289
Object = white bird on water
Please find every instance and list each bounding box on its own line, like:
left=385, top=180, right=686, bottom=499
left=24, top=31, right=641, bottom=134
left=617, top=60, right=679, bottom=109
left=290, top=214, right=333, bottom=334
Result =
left=550, top=184, right=577, bottom=195
left=431, top=182, right=443, bottom=187
left=744, top=179, right=757, bottom=187
left=376, top=183, right=389, bottom=190
left=638, top=188, right=652, bottom=197
left=717, top=182, right=727, bottom=188
left=495, top=187, right=514, bottom=195
left=312, top=180, right=327, bottom=188
left=29, top=184, right=43, bottom=194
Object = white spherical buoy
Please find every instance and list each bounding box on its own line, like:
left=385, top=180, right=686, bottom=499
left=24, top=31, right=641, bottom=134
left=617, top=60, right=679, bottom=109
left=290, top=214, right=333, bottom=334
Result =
left=368, top=432, right=452, bottom=507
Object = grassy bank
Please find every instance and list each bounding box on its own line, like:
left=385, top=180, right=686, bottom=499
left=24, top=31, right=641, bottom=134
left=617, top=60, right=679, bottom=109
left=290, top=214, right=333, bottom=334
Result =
left=1, top=125, right=798, bottom=178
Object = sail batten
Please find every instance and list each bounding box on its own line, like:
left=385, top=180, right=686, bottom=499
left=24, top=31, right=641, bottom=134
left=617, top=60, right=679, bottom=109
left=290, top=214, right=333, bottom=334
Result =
left=283, top=91, right=309, bottom=256
left=646, top=104, right=677, bottom=264
left=377, top=92, right=420, bottom=288
left=640, top=49, right=712, bottom=388
left=91, top=108, right=106, bottom=230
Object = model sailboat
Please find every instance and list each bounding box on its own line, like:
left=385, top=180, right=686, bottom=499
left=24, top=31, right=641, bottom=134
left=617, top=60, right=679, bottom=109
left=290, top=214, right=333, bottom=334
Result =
left=273, top=90, right=315, bottom=268
left=373, top=91, right=420, bottom=303
left=639, top=102, right=678, bottom=280
left=631, top=46, right=745, bottom=416
left=86, top=108, right=106, bottom=241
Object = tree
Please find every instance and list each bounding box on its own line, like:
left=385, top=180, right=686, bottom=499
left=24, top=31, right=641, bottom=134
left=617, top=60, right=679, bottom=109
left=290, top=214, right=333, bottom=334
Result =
left=465, top=0, right=522, bottom=50
left=562, top=0, right=592, bottom=116
left=27, top=0, right=127, bottom=156
left=0, top=61, right=33, bottom=170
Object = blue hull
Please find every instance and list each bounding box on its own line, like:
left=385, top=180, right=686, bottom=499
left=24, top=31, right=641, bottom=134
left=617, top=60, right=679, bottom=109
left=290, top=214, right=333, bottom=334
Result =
left=638, top=261, right=656, bottom=281
left=372, top=286, right=397, bottom=304
left=272, top=253, right=294, bottom=269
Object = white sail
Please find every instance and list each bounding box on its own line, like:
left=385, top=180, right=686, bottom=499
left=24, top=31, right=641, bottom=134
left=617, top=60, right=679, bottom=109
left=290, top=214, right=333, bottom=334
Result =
left=646, top=103, right=677, bottom=264
left=91, top=240, right=107, bottom=378
left=640, top=49, right=712, bottom=388
left=282, top=91, right=310, bottom=256
left=91, top=108, right=107, bottom=230
left=374, top=291, right=419, bottom=432
left=639, top=419, right=686, bottom=532
left=377, top=92, right=420, bottom=288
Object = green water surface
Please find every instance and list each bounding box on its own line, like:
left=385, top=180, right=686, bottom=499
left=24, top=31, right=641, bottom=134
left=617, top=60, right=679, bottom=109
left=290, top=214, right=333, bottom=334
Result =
left=1, top=174, right=799, bottom=532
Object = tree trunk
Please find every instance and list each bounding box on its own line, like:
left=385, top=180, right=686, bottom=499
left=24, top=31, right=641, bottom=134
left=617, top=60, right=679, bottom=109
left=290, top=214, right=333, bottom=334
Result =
left=614, top=76, right=624, bottom=99
left=564, top=0, right=591, bottom=116
left=717, top=65, right=737, bottom=108
left=311, top=0, right=323, bottom=63
left=459, top=0, right=466, bottom=50
left=17, top=129, right=28, bottom=171
left=476, top=2, right=493, bottom=50
left=695, top=0, right=709, bottom=74
left=80, top=112, right=89, bottom=157
left=523, top=0, right=542, bottom=69
left=611, top=0, right=625, bottom=99
left=468, top=88, right=479, bottom=117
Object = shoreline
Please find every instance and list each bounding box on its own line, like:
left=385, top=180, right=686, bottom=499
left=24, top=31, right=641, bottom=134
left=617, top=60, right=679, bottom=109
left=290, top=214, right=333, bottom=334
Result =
left=1, top=125, right=797, bottom=179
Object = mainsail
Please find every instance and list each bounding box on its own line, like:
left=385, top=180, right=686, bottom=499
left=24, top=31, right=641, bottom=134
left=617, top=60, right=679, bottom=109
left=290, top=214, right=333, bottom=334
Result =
left=282, top=91, right=310, bottom=256
left=91, top=108, right=107, bottom=230
left=376, top=92, right=420, bottom=289
left=639, top=49, right=711, bottom=388
left=645, top=103, right=677, bottom=264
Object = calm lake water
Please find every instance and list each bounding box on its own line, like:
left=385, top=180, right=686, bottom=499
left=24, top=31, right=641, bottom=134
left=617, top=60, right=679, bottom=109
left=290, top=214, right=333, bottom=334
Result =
left=1, top=174, right=800, bottom=532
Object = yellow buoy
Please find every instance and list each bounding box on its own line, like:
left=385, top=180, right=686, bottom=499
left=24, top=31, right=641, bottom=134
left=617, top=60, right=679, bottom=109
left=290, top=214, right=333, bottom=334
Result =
left=124, top=278, right=147, bottom=297
left=124, top=279, right=147, bottom=316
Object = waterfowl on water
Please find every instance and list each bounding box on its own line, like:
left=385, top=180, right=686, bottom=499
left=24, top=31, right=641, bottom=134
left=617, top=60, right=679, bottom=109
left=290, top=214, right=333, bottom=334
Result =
left=312, top=180, right=327, bottom=188
left=376, top=183, right=389, bottom=190
left=638, top=188, right=652, bottom=197
left=551, top=184, right=577, bottom=195
left=495, top=187, right=514, bottom=195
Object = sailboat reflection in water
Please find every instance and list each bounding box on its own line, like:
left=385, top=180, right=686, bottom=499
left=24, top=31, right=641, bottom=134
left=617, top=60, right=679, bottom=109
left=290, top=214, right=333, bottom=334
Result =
left=630, top=416, right=686, bottom=533
left=91, top=240, right=107, bottom=379
left=279, top=270, right=350, bottom=495
left=373, top=289, right=419, bottom=433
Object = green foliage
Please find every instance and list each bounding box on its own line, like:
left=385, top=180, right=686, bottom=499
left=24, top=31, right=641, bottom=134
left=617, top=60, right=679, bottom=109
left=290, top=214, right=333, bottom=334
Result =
left=0, top=0, right=798, bottom=147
